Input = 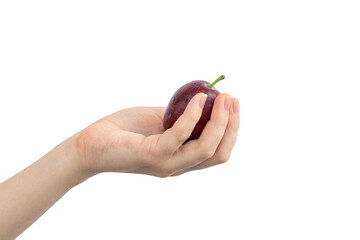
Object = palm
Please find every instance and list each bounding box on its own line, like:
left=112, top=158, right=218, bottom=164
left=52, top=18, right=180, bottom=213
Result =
left=77, top=107, right=167, bottom=173
left=105, top=107, right=166, bottom=136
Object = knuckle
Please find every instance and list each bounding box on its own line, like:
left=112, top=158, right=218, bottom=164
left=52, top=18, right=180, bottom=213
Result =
left=179, top=109, right=200, bottom=128
left=199, top=146, right=216, bottom=159
left=217, top=154, right=230, bottom=164
left=187, top=112, right=200, bottom=125
left=173, top=128, right=189, bottom=143
left=202, top=151, right=215, bottom=159
left=213, top=130, right=225, bottom=140
left=206, top=122, right=225, bottom=140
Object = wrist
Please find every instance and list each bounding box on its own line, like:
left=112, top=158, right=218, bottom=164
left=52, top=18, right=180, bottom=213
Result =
left=57, top=135, right=94, bottom=188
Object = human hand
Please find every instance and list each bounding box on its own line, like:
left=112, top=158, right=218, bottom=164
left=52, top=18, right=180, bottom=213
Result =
left=74, top=93, right=239, bottom=178
left=0, top=93, right=239, bottom=240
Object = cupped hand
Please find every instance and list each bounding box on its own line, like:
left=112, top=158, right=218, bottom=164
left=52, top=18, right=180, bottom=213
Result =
left=74, top=93, right=239, bottom=177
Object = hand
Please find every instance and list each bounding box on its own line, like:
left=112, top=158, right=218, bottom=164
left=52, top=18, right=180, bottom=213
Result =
left=74, top=93, right=240, bottom=178
left=0, top=93, right=238, bottom=239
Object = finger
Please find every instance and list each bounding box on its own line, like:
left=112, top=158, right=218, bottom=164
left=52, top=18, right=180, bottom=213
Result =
left=196, top=93, right=231, bottom=154
left=172, top=98, right=239, bottom=175
left=157, top=93, right=207, bottom=156
left=163, top=93, right=231, bottom=173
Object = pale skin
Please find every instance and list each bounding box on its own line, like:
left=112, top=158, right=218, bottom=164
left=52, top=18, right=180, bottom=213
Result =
left=0, top=93, right=239, bottom=239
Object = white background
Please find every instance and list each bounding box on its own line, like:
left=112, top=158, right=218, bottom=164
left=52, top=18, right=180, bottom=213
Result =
left=1, top=0, right=360, bottom=239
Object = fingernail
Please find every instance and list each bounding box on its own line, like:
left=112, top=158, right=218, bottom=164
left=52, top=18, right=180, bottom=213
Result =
left=233, top=98, right=239, bottom=114
left=199, top=94, right=207, bottom=108
left=224, top=96, right=231, bottom=111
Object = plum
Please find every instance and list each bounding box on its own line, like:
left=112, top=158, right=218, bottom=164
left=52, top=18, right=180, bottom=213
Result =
left=163, top=75, right=224, bottom=142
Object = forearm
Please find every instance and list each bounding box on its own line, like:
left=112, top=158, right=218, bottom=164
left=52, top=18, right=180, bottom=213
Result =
left=0, top=137, right=88, bottom=240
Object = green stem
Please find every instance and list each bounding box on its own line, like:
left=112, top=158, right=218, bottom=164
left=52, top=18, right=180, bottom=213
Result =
left=208, top=75, right=225, bottom=88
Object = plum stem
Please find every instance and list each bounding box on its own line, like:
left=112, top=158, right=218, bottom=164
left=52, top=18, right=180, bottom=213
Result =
left=208, top=75, right=225, bottom=88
